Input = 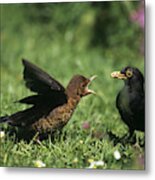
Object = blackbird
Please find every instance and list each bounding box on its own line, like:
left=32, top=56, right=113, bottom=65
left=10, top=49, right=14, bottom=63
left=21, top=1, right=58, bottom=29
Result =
left=0, top=59, right=96, bottom=140
left=111, top=66, right=145, bottom=139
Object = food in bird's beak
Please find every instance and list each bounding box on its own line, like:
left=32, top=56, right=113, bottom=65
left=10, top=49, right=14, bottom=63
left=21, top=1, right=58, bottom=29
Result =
left=111, top=71, right=127, bottom=80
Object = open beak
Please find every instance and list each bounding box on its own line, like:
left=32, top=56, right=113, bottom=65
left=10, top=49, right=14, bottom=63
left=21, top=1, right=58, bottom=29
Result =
left=85, top=75, right=97, bottom=95
left=111, top=71, right=127, bottom=80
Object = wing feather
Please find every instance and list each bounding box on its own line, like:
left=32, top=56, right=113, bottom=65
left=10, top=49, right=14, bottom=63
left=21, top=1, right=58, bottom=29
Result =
left=22, top=59, right=65, bottom=94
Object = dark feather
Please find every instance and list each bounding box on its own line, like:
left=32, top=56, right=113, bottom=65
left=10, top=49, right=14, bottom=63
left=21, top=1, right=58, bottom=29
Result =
left=7, top=106, right=42, bottom=126
left=11, top=92, right=68, bottom=126
left=0, top=116, right=9, bottom=123
left=17, top=92, right=67, bottom=106
left=22, top=59, right=65, bottom=94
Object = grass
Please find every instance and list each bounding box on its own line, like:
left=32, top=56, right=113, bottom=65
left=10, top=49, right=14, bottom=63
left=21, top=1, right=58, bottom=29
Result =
left=0, top=4, right=144, bottom=169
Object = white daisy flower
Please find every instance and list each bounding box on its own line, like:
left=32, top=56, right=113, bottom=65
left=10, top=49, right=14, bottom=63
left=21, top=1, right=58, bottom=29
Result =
left=34, top=160, right=46, bottom=168
left=87, top=160, right=105, bottom=169
left=113, top=150, right=121, bottom=160
left=0, top=131, right=5, bottom=139
left=73, top=157, right=78, bottom=163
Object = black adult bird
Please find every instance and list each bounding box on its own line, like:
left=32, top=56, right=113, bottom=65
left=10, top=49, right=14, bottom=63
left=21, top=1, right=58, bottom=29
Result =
left=111, top=66, right=145, bottom=139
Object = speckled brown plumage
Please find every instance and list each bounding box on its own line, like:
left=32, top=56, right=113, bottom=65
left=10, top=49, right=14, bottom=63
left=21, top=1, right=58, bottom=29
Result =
left=0, top=59, right=96, bottom=140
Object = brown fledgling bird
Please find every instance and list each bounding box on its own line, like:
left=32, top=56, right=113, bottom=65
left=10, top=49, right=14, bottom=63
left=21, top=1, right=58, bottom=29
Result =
left=0, top=59, right=96, bottom=140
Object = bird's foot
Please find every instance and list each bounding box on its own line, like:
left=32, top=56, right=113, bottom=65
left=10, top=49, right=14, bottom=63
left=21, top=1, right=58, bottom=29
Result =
left=133, top=142, right=142, bottom=151
left=29, top=132, right=44, bottom=146
left=107, top=131, right=122, bottom=145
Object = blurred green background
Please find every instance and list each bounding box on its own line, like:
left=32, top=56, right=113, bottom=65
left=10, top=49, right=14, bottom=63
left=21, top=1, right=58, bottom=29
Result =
left=0, top=1, right=144, bottom=169
left=1, top=1, right=144, bottom=69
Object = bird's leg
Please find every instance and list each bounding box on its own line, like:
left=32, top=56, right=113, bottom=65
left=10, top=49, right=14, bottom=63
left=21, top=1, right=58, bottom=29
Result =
left=118, top=129, right=136, bottom=145
left=128, top=129, right=136, bottom=144
left=107, top=130, right=123, bottom=145
left=30, top=132, right=43, bottom=146
left=117, top=133, right=130, bottom=145
left=129, top=129, right=134, bottom=138
left=114, top=129, right=134, bottom=145
left=133, top=132, right=145, bottom=148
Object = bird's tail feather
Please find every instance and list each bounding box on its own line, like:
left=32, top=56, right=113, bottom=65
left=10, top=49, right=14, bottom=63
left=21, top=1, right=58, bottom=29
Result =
left=0, top=116, right=10, bottom=123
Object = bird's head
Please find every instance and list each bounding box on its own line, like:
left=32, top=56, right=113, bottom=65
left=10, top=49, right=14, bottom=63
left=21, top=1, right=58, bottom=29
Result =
left=66, top=75, right=97, bottom=99
left=111, top=66, right=144, bottom=87
left=111, top=66, right=144, bottom=89
left=111, top=66, right=144, bottom=91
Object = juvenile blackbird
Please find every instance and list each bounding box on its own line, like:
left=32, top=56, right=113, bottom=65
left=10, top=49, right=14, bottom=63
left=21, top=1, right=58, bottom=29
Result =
left=0, top=59, right=96, bottom=140
left=111, top=66, right=145, bottom=139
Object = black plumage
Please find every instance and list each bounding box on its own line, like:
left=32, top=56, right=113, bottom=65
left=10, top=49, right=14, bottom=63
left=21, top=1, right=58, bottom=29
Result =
left=111, top=66, right=145, bottom=138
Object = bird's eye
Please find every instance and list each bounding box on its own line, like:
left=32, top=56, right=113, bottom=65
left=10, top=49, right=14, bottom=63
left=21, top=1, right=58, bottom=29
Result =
left=81, top=83, right=86, bottom=88
left=126, top=69, right=133, bottom=78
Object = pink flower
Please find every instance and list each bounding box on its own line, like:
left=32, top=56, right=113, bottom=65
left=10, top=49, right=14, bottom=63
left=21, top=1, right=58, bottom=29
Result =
left=137, top=154, right=145, bottom=167
left=130, top=9, right=144, bottom=29
left=82, top=121, right=90, bottom=129
left=130, top=1, right=144, bottom=29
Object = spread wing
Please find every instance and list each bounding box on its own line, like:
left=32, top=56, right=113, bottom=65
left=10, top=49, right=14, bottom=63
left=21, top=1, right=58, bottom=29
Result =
left=6, top=59, right=68, bottom=127
left=22, top=59, right=65, bottom=94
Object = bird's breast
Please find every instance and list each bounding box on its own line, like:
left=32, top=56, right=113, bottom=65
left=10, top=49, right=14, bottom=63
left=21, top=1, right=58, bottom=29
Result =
left=31, top=98, right=78, bottom=134
left=118, top=88, right=132, bottom=115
